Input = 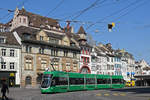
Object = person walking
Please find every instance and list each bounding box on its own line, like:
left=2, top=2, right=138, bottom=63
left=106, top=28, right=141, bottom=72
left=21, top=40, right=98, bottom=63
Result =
left=1, top=80, right=9, bottom=100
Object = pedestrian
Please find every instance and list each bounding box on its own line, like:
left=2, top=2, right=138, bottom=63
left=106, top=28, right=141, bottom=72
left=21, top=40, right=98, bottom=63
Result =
left=1, top=80, right=9, bottom=100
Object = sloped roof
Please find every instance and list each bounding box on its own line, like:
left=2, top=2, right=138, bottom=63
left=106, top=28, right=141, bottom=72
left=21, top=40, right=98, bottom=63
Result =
left=13, top=26, right=64, bottom=40
left=18, top=8, right=60, bottom=28
left=77, top=26, right=86, bottom=34
left=115, top=49, right=134, bottom=59
left=0, top=32, right=20, bottom=46
left=13, top=26, right=80, bottom=50
left=143, top=67, right=150, bottom=70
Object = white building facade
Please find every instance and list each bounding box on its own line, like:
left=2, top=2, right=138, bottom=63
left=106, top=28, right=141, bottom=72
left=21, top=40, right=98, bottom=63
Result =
left=0, top=32, right=21, bottom=87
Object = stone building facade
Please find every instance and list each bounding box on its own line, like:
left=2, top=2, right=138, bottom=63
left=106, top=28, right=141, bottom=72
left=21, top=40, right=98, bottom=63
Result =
left=11, top=8, right=80, bottom=88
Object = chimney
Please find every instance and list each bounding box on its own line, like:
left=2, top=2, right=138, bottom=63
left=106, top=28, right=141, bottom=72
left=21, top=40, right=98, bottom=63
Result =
left=98, top=42, right=103, bottom=47
left=70, top=26, right=74, bottom=33
left=66, top=21, right=70, bottom=31
left=106, top=43, right=112, bottom=48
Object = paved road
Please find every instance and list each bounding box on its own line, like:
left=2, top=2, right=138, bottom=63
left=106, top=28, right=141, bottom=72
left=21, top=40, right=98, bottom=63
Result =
left=0, top=87, right=149, bottom=100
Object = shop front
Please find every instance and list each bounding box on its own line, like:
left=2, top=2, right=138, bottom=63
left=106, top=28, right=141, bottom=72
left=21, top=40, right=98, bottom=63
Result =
left=0, top=71, right=16, bottom=87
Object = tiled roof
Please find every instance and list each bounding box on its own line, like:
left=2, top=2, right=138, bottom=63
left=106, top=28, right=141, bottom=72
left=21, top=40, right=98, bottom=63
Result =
left=65, top=32, right=80, bottom=42
left=13, top=26, right=64, bottom=40
left=143, top=67, right=150, bottom=70
left=18, top=8, right=61, bottom=29
left=77, top=26, right=86, bottom=34
left=0, top=23, right=5, bottom=26
left=79, top=42, right=92, bottom=48
left=12, top=26, right=38, bottom=40
left=0, top=32, right=20, bottom=46
left=0, top=23, right=10, bottom=28
left=13, top=26, right=80, bottom=50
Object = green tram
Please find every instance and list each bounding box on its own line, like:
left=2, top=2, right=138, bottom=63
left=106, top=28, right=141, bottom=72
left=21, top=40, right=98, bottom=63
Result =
left=41, top=71, right=125, bottom=93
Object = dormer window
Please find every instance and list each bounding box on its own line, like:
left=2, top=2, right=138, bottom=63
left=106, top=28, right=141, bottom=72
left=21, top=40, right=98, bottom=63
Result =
left=39, top=47, right=44, bottom=54
left=40, top=36, right=43, bottom=41
left=23, top=33, right=31, bottom=40
left=70, top=42, right=75, bottom=46
left=45, top=20, right=48, bottom=24
left=0, top=37, right=6, bottom=43
left=49, top=37, right=59, bottom=44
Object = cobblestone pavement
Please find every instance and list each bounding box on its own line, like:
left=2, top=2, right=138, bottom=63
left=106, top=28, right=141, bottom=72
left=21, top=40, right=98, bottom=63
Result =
left=0, top=87, right=149, bottom=100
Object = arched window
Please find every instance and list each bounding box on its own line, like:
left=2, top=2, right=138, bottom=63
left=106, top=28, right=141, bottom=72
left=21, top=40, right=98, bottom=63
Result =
left=25, top=76, right=32, bottom=85
left=80, top=66, right=91, bottom=74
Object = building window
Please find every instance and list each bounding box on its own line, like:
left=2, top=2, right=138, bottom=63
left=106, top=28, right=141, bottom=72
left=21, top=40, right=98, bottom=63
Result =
left=111, top=65, right=114, bottom=70
left=107, top=64, right=110, bottom=70
left=10, top=62, right=14, bottom=69
left=25, top=58, right=32, bottom=70
left=1, top=62, right=6, bottom=69
left=10, top=49, right=14, bottom=57
left=64, top=51, right=68, bottom=57
left=81, top=56, right=86, bottom=63
left=49, top=37, right=59, bottom=44
left=24, top=34, right=31, bottom=40
left=20, top=18, right=21, bottom=23
left=39, top=47, right=44, bottom=54
left=40, top=36, right=43, bottom=41
left=87, top=57, right=89, bottom=63
left=82, top=50, right=84, bottom=54
left=26, top=45, right=32, bottom=53
left=70, top=43, right=75, bottom=47
left=86, top=50, right=88, bottom=55
left=41, top=60, right=47, bottom=70
left=66, top=62, right=70, bottom=71
left=73, top=52, right=77, bottom=58
left=107, top=57, right=109, bottom=62
left=53, top=61, right=59, bottom=70
left=111, top=58, right=113, bottom=62
left=23, top=18, right=26, bottom=24
left=51, top=49, right=58, bottom=56
left=64, top=41, right=68, bottom=45
left=1, top=49, right=6, bottom=56
left=73, top=63, right=77, bottom=71
left=0, top=37, right=5, bottom=43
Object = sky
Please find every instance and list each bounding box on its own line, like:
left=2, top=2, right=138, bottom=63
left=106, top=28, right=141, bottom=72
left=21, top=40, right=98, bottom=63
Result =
left=0, top=0, right=150, bottom=64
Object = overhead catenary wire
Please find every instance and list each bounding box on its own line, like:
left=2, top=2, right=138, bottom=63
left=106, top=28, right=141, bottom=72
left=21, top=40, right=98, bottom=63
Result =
left=86, top=0, right=142, bottom=30
left=72, top=0, right=106, bottom=20
left=60, top=0, right=120, bottom=21
left=112, top=0, right=150, bottom=22
left=60, top=0, right=106, bottom=21
left=45, top=0, right=65, bottom=17
left=17, top=0, right=29, bottom=8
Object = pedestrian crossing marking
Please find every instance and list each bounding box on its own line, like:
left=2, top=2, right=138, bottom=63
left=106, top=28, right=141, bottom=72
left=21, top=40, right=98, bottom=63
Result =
left=112, top=93, right=119, bottom=96
left=96, top=93, right=102, bottom=96
left=104, top=93, right=109, bottom=96
left=120, top=93, right=126, bottom=96
left=95, top=92, right=127, bottom=97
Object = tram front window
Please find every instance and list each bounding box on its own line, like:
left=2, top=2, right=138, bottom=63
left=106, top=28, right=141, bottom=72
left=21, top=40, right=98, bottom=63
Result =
left=41, top=74, right=51, bottom=88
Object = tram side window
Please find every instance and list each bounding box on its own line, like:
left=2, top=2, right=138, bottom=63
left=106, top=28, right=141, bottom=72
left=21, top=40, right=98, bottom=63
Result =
left=53, top=77, right=68, bottom=85
left=69, top=78, right=84, bottom=85
left=107, top=79, right=111, bottom=84
left=120, top=79, right=125, bottom=84
left=86, top=78, right=95, bottom=84
left=97, top=79, right=108, bottom=84
left=112, top=79, right=121, bottom=84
